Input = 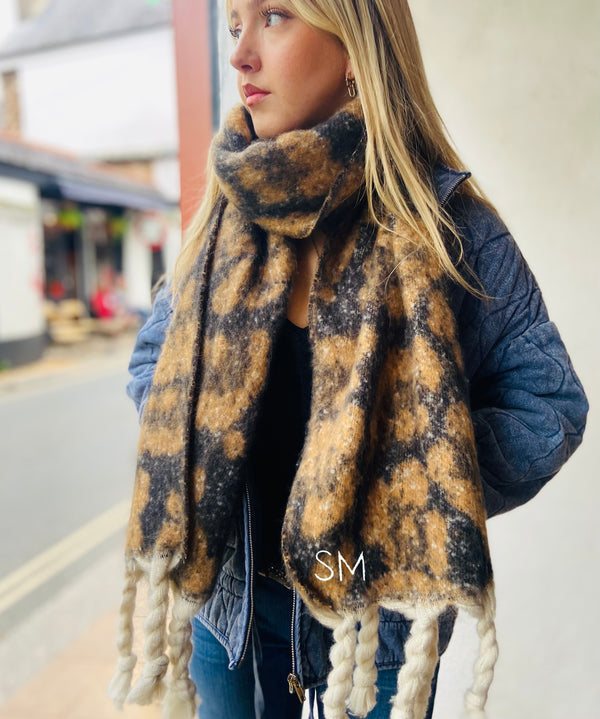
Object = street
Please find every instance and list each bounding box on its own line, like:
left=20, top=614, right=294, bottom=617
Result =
left=0, top=339, right=144, bottom=708
left=0, top=367, right=138, bottom=578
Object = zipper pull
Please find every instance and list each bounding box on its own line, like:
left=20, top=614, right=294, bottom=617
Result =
left=287, top=672, right=305, bottom=703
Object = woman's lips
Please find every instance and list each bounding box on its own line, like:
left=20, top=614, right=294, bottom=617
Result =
left=243, top=84, right=270, bottom=107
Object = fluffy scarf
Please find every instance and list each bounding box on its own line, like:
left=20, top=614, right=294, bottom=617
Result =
left=109, top=100, right=497, bottom=719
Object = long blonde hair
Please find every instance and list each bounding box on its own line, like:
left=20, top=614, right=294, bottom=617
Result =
left=175, top=0, right=488, bottom=294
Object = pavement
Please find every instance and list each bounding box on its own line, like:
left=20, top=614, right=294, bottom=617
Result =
left=0, top=593, right=160, bottom=719
left=0, top=330, right=140, bottom=396
left=0, top=332, right=161, bottom=719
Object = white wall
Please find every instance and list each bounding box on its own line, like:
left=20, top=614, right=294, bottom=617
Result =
left=0, top=26, right=178, bottom=161
left=161, top=207, right=183, bottom=278
left=122, top=208, right=180, bottom=312
left=0, top=1, right=18, bottom=47
left=408, top=3, right=598, bottom=718
left=152, top=155, right=180, bottom=203
left=412, top=0, right=598, bottom=359
left=0, top=176, right=44, bottom=342
left=122, top=212, right=153, bottom=312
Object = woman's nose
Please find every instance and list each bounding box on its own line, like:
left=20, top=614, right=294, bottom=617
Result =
left=230, top=31, right=260, bottom=73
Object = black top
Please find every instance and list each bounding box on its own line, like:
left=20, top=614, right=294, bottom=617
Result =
left=249, top=319, right=313, bottom=574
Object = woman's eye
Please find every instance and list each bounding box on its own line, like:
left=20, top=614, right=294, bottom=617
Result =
left=228, top=25, right=241, bottom=41
left=261, top=8, right=287, bottom=27
left=266, top=12, right=283, bottom=26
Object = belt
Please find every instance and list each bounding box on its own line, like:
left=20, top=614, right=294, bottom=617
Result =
left=257, top=563, right=292, bottom=589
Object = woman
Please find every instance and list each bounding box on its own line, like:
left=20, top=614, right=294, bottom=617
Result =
left=110, top=2, right=588, bottom=718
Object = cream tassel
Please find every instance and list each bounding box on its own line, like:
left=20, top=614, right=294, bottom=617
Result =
left=465, top=585, right=499, bottom=718
left=126, top=553, right=173, bottom=704
left=322, top=615, right=358, bottom=719
left=107, top=559, right=142, bottom=708
left=390, top=607, right=440, bottom=719
left=347, top=604, right=379, bottom=717
left=162, top=593, right=200, bottom=719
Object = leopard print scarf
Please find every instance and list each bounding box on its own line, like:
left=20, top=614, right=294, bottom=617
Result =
left=110, top=101, right=497, bottom=719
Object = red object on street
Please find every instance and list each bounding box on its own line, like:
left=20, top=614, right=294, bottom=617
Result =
left=172, top=0, right=214, bottom=234
left=90, top=288, right=118, bottom=319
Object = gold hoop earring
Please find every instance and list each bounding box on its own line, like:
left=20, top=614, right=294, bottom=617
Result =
left=345, top=73, right=357, bottom=98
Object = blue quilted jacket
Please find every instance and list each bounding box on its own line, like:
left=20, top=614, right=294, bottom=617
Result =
left=126, top=168, right=588, bottom=689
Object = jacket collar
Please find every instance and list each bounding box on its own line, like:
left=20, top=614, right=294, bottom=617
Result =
left=433, top=165, right=471, bottom=207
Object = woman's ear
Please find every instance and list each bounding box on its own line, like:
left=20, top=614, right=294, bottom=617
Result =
left=345, top=60, right=357, bottom=98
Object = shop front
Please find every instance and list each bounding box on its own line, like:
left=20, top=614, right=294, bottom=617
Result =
left=0, top=135, right=178, bottom=367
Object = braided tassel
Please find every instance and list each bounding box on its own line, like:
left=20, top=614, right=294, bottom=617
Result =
left=390, top=607, right=439, bottom=719
left=347, top=604, right=379, bottom=717
left=322, top=615, right=358, bottom=719
left=126, top=554, right=173, bottom=704
left=107, top=559, right=142, bottom=708
left=162, top=593, right=199, bottom=719
left=465, top=585, right=499, bottom=718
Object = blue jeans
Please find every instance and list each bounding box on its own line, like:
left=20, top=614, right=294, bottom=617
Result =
left=189, top=575, right=438, bottom=719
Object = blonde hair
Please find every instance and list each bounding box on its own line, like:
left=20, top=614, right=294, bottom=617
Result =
left=175, top=0, right=488, bottom=295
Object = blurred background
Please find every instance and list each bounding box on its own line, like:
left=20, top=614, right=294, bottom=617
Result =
left=0, top=0, right=597, bottom=718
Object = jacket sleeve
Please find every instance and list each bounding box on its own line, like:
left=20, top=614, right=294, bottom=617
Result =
left=126, top=284, right=173, bottom=419
left=451, top=198, right=589, bottom=518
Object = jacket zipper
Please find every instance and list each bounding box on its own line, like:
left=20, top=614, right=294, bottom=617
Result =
left=239, top=483, right=255, bottom=664
left=243, top=480, right=304, bottom=701
left=439, top=172, right=470, bottom=207
left=287, top=587, right=305, bottom=703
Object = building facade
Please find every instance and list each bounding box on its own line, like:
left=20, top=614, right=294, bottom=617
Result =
left=0, top=0, right=181, bottom=366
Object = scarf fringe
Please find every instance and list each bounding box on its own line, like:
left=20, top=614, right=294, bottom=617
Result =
left=317, top=584, right=497, bottom=719
left=347, top=604, right=379, bottom=716
left=110, top=558, right=497, bottom=719
left=108, top=553, right=200, bottom=716
left=464, top=583, right=499, bottom=718
left=322, top=615, right=358, bottom=719
left=390, top=606, right=440, bottom=719
left=107, top=558, right=142, bottom=708
left=162, top=588, right=200, bottom=719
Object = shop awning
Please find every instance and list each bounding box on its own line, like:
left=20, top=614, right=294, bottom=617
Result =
left=0, top=134, right=175, bottom=211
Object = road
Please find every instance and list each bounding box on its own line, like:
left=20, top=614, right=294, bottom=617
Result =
left=0, top=355, right=139, bottom=632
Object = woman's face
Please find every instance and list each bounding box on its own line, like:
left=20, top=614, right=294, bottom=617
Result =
left=228, top=1, right=351, bottom=139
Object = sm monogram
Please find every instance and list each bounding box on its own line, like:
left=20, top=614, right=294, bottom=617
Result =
left=314, top=550, right=366, bottom=582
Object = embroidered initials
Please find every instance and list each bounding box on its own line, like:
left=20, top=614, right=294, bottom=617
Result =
left=314, top=550, right=366, bottom=581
